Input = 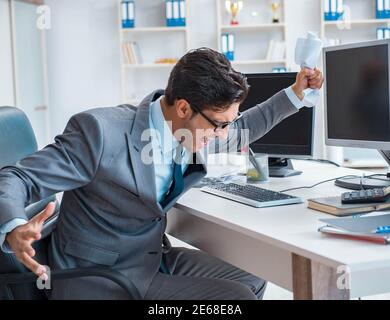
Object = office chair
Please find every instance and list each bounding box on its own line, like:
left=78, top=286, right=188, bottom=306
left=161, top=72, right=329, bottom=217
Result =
left=0, top=107, right=141, bottom=300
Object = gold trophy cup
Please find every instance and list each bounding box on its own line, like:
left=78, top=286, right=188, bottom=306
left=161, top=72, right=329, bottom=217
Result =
left=225, top=0, right=244, bottom=25
left=270, top=1, right=281, bottom=23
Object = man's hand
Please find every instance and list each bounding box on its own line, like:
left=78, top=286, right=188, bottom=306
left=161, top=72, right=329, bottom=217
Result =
left=5, top=202, right=56, bottom=280
left=291, top=68, right=324, bottom=100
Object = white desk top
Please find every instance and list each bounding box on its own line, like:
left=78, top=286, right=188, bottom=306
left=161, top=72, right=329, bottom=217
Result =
left=174, top=156, right=390, bottom=272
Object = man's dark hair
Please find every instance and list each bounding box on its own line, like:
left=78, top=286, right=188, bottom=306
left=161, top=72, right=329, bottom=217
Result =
left=165, top=47, right=249, bottom=112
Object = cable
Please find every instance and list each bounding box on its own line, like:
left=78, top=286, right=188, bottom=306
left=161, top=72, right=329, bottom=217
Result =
left=279, top=173, right=390, bottom=193
left=301, top=158, right=341, bottom=167
left=279, top=175, right=359, bottom=193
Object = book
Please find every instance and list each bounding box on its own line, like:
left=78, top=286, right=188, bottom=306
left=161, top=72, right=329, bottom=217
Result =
left=122, top=41, right=142, bottom=64
left=307, top=196, right=390, bottom=217
left=266, top=40, right=285, bottom=61
left=318, top=213, right=390, bottom=244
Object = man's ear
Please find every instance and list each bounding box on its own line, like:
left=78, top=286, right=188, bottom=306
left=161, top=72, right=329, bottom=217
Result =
left=175, top=99, right=192, bottom=120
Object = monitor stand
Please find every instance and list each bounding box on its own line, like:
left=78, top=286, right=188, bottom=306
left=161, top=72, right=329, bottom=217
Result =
left=334, top=150, right=390, bottom=190
left=268, top=157, right=302, bottom=178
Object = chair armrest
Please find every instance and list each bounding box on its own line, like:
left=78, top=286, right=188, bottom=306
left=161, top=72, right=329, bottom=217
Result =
left=0, top=267, right=142, bottom=300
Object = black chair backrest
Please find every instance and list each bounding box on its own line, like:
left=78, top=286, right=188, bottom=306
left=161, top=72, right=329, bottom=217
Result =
left=0, top=107, right=54, bottom=300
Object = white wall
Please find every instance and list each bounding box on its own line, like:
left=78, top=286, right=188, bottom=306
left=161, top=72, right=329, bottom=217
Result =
left=0, top=0, right=15, bottom=106
left=45, top=0, right=122, bottom=137
left=45, top=0, right=325, bottom=157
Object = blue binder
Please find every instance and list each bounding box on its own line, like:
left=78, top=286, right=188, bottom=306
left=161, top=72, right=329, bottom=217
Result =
left=172, top=0, right=180, bottom=26
left=166, top=0, right=174, bottom=26
left=336, top=0, right=344, bottom=20
left=377, top=0, right=385, bottom=19
left=385, top=0, right=390, bottom=18
left=121, top=0, right=135, bottom=28
left=221, top=33, right=229, bottom=59
left=324, top=0, right=331, bottom=21
left=227, top=33, right=235, bottom=61
left=178, top=0, right=186, bottom=26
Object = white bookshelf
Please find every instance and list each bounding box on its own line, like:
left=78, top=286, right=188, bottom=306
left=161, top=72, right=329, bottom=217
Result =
left=118, top=0, right=190, bottom=103
left=216, top=0, right=288, bottom=73
left=320, top=0, right=388, bottom=167
left=320, top=0, right=390, bottom=44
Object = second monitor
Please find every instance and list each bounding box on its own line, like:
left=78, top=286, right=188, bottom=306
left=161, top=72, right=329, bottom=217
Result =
left=240, top=73, right=315, bottom=177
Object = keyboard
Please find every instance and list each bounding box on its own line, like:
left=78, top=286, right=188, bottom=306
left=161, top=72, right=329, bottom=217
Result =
left=201, top=183, right=303, bottom=208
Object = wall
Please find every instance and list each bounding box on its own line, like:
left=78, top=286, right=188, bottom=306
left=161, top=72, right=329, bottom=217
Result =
left=45, top=0, right=325, bottom=157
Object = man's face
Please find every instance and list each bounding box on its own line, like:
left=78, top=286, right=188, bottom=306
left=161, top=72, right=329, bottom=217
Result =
left=175, top=101, right=240, bottom=153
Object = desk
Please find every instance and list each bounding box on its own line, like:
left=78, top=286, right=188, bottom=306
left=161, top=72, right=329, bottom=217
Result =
left=166, top=158, right=390, bottom=300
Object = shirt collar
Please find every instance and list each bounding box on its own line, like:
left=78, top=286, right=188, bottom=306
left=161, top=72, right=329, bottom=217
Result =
left=150, top=96, right=180, bottom=154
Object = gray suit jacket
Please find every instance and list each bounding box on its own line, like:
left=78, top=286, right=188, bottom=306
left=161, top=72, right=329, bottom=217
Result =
left=0, top=89, right=297, bottom=299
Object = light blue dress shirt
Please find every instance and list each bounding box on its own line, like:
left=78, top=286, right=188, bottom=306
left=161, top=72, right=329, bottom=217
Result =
left=0, top=87, right=305, bottom=253
left=149, top=96, right=191, bottom=203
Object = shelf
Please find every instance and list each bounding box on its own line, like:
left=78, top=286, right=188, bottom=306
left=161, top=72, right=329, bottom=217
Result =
left=231, top=59, right=287, bottom=65
left=220, top=23, right=285, bottom=32
left=121, top=26, right=187, bottom=33
left=324, top=19, right=390, bottom=26
left=123, top=63, right=176, bottom=69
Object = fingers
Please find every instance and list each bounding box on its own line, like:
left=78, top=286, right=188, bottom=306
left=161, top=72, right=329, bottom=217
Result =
left=309, top=76, right=324, bottom=89
left=19, top=252, right=48, bottom=280
left=32, top=202, right=56, bottom=225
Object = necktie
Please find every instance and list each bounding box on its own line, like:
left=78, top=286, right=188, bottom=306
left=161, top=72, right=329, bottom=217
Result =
left=160, top=143, right=184, bottom=208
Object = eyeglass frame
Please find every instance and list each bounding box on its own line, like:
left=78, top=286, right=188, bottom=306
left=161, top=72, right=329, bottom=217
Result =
left=190, top=104, right=243, bottom=133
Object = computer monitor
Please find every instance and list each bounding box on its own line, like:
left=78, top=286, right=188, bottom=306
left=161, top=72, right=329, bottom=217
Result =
left=240, top=73, right=315, bottom=177
left=323, top=39, right=390, bottom=189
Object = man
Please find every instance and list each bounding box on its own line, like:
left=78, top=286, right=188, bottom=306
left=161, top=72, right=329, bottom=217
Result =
left=0, top=48, right=323, bottom=299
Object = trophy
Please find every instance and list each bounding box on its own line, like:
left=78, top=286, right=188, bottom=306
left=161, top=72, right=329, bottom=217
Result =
left=270, top=1, right=281, bottom=23
left=225, top=0, right=243, bottom=25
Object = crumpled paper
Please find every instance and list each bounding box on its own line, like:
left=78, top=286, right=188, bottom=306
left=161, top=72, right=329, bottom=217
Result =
left=294, top=31, right=323, bottom=107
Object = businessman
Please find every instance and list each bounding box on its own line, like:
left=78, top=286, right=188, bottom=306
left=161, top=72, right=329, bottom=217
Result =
left=0, top=48, right=323, bottom=299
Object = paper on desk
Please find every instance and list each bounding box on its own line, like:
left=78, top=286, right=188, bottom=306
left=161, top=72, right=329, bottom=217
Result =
left=295, top=31, right=323, bottom=107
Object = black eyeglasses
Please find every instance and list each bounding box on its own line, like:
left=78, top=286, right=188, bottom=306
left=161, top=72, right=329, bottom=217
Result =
left=190, top=105, right=243, bottom=133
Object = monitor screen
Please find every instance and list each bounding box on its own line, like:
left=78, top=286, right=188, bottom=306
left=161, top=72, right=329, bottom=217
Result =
left=325, top=43, right=390, bottom=146
left=240, top=73, right=314, bottom=157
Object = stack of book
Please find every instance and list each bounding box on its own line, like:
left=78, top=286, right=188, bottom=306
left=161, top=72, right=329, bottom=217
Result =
left=122, top=41, right=143, bottom=65
left=308, top=195, right=390, bottom=217
left=266, top=40, right=286, bottom=61
left=319, top=213, right=390, bottom=244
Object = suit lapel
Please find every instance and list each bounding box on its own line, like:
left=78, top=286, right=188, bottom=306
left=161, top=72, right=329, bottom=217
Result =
left=127, top=90, right=164, bottom=214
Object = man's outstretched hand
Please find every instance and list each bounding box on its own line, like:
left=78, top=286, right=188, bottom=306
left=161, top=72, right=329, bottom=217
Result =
left=5, top=202, right=56, bottom=280
left=291, top=68, right=324, bottom=100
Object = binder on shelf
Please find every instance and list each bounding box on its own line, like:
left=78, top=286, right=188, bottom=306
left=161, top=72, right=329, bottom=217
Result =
left=272, top=67, right=287, bottom=73
left=221, top=33, right=229, bottom=59
left=121, top=0, right=135, bottom=29
left=336, top=0, right=344, bottom=20
left=172, top=0, right=180, bottom=26
left=376, top=27, right=390, bottom=39
left=385, top=27, right=390, bottom=39
left=385, top=0, right=390, bottom=18
left=377, top=27, right=385, bottom=39
left=324, top=0, right=331, bottom=21
left=166, top=0, right=174, bottom=27
left=377, top=0, right=385, bottom=19
left=330, top=0, right=337, bottom=20
left=178, top=0, right=186, bottom=27
left=227, top=33, right=235, bottom=61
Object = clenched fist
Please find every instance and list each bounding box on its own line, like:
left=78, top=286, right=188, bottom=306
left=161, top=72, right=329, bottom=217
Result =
left=5, top=202, right=55, bottom=280
left=291, top=68, right=324, bottom=100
